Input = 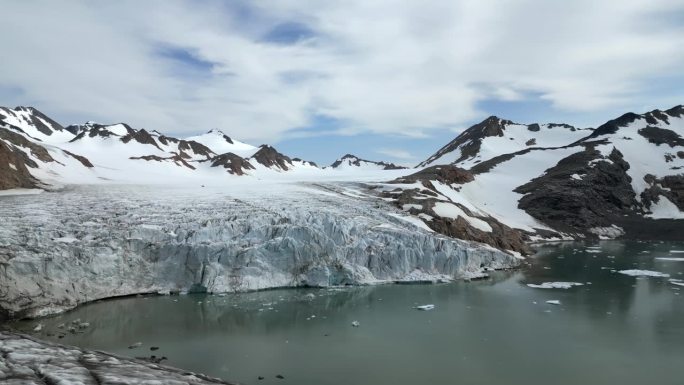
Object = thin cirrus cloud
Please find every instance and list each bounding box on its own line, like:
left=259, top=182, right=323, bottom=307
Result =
left=0, top=0, right=682, bottom=147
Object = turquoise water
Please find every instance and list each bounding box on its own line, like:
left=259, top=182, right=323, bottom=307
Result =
left=14, top=241, right=684, bottom=384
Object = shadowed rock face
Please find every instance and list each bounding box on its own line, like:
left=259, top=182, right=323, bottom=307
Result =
left=637, top=126, right=684, bottom=147
left=121, top=128, right=163, bottom=150
left=69, top=123, right=135, bottom=141
left=250, top=145, right=293, bottom=170
left=0, top=106, right=66, bottom=137
left=642, top=174, right=684, bottom=212
left=0, top=127, right=55, bottom=189
left=418, top=116, right=512, bottom=167
left=0, top=332, right=235, bottom=384
left=515, top=146, right=637, bottom=236
left=582, top=107, right=684, bottom=140
left=63, top=150, right=94, bottom=168
left=177, top=140, right=214, bottom=159
left=207, top=152, right=255, bottom=175
left=394, top=165, right=474, bottom=185
left=0, top=139, right=39, bottom=190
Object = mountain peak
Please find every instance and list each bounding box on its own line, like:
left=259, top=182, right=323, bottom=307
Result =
left=330, top=153, right=406, bottom=170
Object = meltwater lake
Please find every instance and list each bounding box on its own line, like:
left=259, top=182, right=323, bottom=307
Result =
left=13, top=241, right=684, bottom=385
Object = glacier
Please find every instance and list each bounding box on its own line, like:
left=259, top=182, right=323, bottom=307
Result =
left=0, top=182, right=520, bottom=319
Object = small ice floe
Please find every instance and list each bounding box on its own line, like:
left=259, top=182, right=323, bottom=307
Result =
left=157, top=289, right=170, bottom=295
left=53, top=237, right=79, bottom=243
left=617, top=269, right=670, bottom=278
left=415, top=304, right=435, bottom=311
left=655, top=257, right=684, bottom=262
left=77, top=322, right=90, bottom=329
left=670, top=279, right=684, bottom=287
left=304, top=293, right=316, bottom=300
left=527, top=282, right=584, bottom=289
left=351, top=321, right=360, bottom=327
left=33, top=324, right=43, bottom=332
left=128, top=342, right=143, bottom=349
left=545, top=300, right=561, bottom=305
left=670, top=250, right=684, bottom=254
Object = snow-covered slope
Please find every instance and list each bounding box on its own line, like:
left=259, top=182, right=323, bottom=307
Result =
left=394, top=106, right=684, bottom=241
left=185, top=129, right=258, bottom=157
left=576, top=106, right=684, bottom=209
left=418, top=116, right=592, bottom=169
left=330, top=154, right=407, bottom=170
left=0, top=106, right=75, bottom=144
left=0, top=107, right=333, bottom=186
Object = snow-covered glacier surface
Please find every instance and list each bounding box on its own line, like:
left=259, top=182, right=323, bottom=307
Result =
left=0, top=183, right=520, bottom=319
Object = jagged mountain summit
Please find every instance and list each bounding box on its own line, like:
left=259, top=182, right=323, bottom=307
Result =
left=1, top=106, right=373, bottom=187
left=330, top=154, right=407, bottom=170
left=417, top=116, right=593, bottom=168
left=387, top=105, right=684, bottom=243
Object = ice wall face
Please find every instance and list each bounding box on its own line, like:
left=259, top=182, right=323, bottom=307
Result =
left=0, top=184, right=520, bottom=319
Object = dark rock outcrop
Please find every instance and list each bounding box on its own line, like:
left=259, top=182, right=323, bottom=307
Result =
left=330, top=154, right=406, bottom=170
left=206, top=152, right=255, bottom=175
left=417, top=116, right=512, bottom=167
left=393, top=165, right=474, bottom=185
left=63, top=150, right=94, bottom=168
left=637, top=126, right=684, bottom=147
left=515, top=146, right=638, bottom=236
left=130, top=153, right=196, bottom=169
left=0, top=138, right=40, bottom=190
left=250, top=145, right=293, bottom=170
left=121, top=128, right=163, bottom=150
left=0, top=331, right=235, bottom=384
left=0, top=106, right=66, bottom=137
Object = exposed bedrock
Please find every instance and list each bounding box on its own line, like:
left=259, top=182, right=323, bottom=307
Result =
left=0, top=185, right=520, bottom=320
left=0, top=331, right=234, bottom=384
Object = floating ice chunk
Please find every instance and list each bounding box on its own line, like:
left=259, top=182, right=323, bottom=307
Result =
left=33, top=324, right=43, bottom=332
left=351, top=321, right=360, bottom=327
left=617, top=269, right=670, bottom=278
left=53, top=237, right=79, bottom=243
left=128, top=342, right=142, bottom=349
left=415, top=304, right=435, bottom=311
left=545, top=300, right=561, bottom=305
left=670, top=250, right=684, bottom=253
left=656, top=258, right=684, bottom=261
left=527, top=282, right=584, bottom=289
left=670, top=279, right=684, bottom=287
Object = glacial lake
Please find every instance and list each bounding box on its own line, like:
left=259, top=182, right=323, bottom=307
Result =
left=13, top=241, right=684, bottom=385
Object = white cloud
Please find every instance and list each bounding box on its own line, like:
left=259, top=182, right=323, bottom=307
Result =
left=0, top=0, right=682, bottom=142
left=376, top=148, right=415, bottom=161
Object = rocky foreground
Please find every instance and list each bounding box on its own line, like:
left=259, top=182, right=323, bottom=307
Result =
left=0, top=331, right=234, bottom=384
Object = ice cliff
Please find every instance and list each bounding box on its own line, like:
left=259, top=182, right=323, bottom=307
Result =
left=0, top=183, right=520, bottom=319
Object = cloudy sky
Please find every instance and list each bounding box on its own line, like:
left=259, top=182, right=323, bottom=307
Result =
left=1, top=1, right=682, bottom=165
